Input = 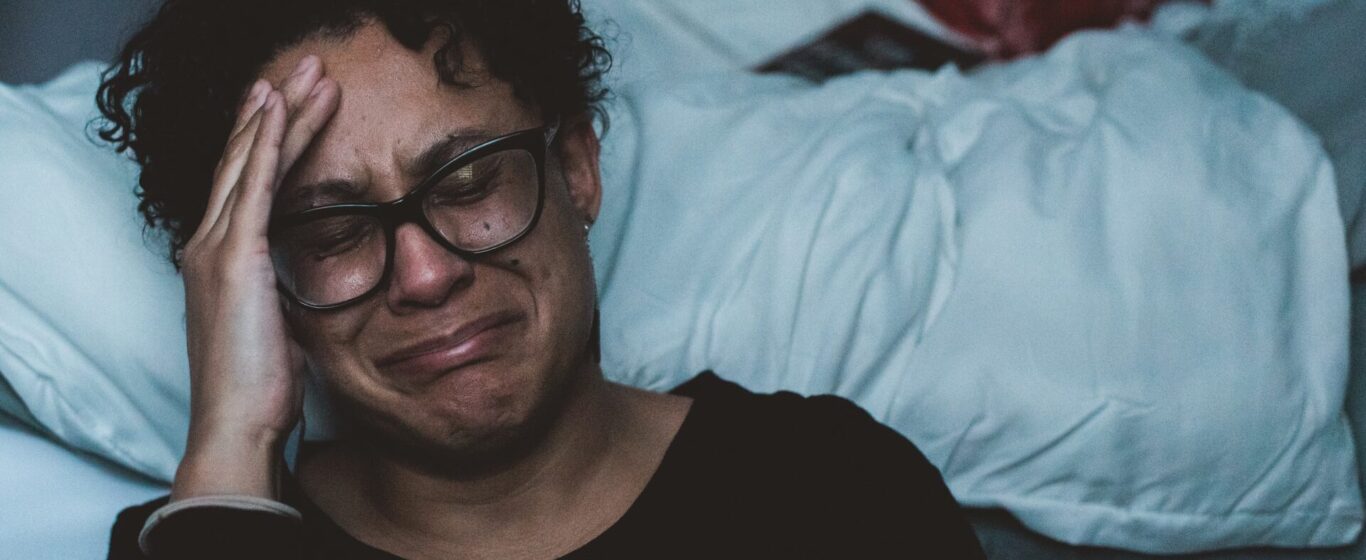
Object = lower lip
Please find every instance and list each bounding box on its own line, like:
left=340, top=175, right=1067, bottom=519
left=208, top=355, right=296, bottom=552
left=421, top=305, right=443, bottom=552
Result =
left=380, top=322, right=515, bottom=380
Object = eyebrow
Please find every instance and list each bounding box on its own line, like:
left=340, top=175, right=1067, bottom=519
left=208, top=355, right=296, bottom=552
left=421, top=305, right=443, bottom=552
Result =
left=279, top=178, right=367, bottom=211
left=283, top=128, right=497, bottom=210
left=406, top=128, right=499, bottom=178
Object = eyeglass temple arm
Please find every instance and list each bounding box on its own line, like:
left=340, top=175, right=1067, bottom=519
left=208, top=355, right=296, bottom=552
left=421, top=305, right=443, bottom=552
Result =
left=544, top=118, right=561, bottom=148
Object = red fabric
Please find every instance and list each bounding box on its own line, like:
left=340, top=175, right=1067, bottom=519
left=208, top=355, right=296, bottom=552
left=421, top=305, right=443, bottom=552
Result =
left=918, top=0, right=1198, bottom=58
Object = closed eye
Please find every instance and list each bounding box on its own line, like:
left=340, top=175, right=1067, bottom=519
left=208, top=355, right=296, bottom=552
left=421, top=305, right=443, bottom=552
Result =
left=297, top=219, right=376, bottom=260
left=429, top=168, right=500, bottom=206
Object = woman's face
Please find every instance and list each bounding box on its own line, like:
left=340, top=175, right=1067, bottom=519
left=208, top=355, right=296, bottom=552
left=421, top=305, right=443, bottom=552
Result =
left=259, top=22, right=602, bottom=465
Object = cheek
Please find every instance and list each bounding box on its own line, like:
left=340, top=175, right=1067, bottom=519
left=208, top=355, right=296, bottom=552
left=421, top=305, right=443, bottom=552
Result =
left=286, top=306, right=371, bottom=373
left=522, top=214, right=588, bottom=297
left=524, top=210, right=597, bottom=342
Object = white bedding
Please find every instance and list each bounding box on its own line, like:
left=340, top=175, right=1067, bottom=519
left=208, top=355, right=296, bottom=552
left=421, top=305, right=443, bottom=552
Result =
left=1, top=1, right=1363, bottom=556
left=592, top=28, right=1360, bottom=552
left=0, top=414, right=164, bottom=559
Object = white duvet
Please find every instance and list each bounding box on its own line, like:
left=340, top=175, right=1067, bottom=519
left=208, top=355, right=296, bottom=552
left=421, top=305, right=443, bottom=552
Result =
left=592, top=29, right=1361, bottom=552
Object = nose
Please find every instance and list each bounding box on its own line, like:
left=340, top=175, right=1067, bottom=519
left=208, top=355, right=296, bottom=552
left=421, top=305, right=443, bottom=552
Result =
left=385, top=222, right=473, bottom=312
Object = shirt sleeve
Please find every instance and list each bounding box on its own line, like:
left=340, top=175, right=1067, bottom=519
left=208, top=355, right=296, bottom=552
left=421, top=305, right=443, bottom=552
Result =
left=108, top=495, right=305, bottom=560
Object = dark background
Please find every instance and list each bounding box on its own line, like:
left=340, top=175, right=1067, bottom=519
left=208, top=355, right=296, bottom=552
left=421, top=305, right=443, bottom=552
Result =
left=0, top=0, right=156, bottom=84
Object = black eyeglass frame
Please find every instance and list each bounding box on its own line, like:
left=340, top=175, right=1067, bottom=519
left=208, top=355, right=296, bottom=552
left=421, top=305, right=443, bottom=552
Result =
left=268, top=121, right=560, bottom=311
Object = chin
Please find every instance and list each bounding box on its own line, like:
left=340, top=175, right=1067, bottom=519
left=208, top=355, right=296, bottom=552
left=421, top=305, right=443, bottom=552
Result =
left=343, top=358, right=579, bottom=476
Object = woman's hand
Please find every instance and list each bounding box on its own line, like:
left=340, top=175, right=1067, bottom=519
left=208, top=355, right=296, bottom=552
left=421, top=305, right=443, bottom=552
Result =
left=171, top=55, right=340, bottom=501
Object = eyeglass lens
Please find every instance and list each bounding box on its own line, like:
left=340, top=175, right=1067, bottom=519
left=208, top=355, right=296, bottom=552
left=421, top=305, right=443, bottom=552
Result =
left=269, top=148, right=540, bottom=307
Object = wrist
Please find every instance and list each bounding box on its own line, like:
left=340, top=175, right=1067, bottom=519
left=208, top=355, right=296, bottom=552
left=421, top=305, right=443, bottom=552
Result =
left=172, top=424, right=288, bottom=501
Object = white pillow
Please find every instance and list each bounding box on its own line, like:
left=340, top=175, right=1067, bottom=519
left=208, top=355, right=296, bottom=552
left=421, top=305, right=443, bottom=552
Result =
left=592, top=29, right=1360, bottom=552
left=0, top=63, right=189, bottom=480
left=0, top=63, right=334, bottom=481
left=894, top=32, right=1360, bottom=552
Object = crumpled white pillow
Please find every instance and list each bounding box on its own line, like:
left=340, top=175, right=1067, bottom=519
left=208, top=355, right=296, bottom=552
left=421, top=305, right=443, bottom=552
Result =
left=894, top=31, right=1361, bottom=552
left=593, top=29, right=1361, bottom=552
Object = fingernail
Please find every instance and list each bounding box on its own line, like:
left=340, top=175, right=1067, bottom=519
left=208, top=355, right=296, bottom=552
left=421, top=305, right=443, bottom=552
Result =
left=264, top=92, right=279, bottom=110
left=307, top=79, right=327, bottom=99
left=246, top=80, right=268, bottom=107
left=292, top=55, right=317, bottom=77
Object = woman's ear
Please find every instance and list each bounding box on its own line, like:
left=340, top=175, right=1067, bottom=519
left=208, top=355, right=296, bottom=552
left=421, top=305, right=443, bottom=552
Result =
left=554, top=118, right=602, bottom=224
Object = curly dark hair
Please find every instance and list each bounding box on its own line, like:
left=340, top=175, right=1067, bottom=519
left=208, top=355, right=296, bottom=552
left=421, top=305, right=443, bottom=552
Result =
left=96, top=0, right=612, bottom=267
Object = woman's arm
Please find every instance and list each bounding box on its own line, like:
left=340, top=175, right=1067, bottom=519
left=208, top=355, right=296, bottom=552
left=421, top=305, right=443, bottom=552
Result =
left=171, top=54, right=337, bottom=503
left=108, top=55, right=340, bottom=560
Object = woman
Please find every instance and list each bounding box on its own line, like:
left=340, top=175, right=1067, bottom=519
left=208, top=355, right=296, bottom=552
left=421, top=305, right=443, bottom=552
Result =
left=99, top=1, right=984, bottom=558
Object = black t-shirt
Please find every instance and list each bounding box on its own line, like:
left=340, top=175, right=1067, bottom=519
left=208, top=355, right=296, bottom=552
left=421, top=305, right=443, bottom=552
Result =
left=108, top=372, right=985, bottom=559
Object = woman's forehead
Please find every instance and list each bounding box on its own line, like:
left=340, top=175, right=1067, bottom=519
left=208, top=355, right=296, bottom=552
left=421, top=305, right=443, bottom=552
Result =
left=264, top=22, right=538, bottom=205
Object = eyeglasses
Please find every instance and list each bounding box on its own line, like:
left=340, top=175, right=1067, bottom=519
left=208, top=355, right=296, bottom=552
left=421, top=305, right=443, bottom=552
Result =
left=268, top=121, right=559, bottom=310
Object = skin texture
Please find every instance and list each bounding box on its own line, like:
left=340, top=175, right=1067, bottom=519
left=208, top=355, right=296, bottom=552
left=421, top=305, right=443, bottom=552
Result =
left=171, top=21, right=692, bottom=559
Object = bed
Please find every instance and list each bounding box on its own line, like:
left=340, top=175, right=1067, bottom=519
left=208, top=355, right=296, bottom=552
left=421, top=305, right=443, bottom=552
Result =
left=2, top=0, right=1364, bottom=557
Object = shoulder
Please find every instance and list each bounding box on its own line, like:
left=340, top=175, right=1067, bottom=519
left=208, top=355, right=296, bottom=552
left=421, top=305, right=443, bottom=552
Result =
left=669, top=371, right=985, bottom=557
left=671, top=371, right=934, bottom=473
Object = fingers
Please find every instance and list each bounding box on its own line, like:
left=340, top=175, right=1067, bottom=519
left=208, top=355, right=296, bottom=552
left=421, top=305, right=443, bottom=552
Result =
left=215, top=57, right=322, bottom=196
left=273, top=55, right=340, bottom=184
left=216, top=79, right=272, bottom=183
left=279, top=55, right=322, bottom=105
left=230, top=80, right=271, bottom=139
left=226, top=91, right=288, bottom=239
left=198, top=55, right=340, bottom=248
left=204, top=105, right=269, bottom=231
left=277, top=78, right=339, bottom=183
